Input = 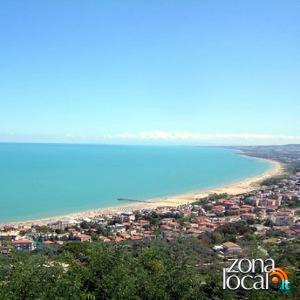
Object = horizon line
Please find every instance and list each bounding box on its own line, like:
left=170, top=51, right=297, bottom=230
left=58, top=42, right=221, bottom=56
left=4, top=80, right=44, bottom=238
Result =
left=0, top=141, right=299, bottom=147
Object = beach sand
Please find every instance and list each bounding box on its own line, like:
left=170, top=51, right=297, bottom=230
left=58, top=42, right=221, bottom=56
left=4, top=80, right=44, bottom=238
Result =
left=6, top=158, right=285, bottom=227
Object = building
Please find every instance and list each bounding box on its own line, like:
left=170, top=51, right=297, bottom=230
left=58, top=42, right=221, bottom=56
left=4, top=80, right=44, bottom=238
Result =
left=120, top=212, right=135, bottom=222
left=222, top=242, right=242, bottom=255
left=272, top=208, right=294, bottom=226
left=12, top=239, right=36, bottom=251
left=77, top=233, right=92, bottom=242
left=48, top=220, right=70, bottom=231
left=0, top=232, right=18, bottom=241
left=240, top=213, right=256, bottom=221
left=43, top=240, right=55, bottom=246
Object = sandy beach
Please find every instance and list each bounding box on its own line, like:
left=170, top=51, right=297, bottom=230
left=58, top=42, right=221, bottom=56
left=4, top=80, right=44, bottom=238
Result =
left=5, top=157, right=285, bottom=227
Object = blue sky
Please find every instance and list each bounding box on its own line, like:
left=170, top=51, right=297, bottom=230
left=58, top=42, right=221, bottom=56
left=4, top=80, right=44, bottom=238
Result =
left=0, top=1, right=299, bottom=145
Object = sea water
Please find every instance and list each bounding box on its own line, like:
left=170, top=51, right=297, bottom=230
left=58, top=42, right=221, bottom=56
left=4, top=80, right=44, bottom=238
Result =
left=0, top=144, right=271, bottom=222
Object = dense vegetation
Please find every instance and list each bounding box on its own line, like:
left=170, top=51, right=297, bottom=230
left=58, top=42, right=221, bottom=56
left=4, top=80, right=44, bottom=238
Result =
left=261, top=175, right=289, bottom=186
left=288, top=160, right=300, bottom=175
left=0, top=222, right=299, bottom=299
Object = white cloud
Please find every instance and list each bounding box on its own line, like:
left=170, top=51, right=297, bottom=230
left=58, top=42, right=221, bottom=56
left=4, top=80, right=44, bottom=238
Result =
left=103, top=131, right=300, bottom=143
left=2, top=130, right=300, bottom=145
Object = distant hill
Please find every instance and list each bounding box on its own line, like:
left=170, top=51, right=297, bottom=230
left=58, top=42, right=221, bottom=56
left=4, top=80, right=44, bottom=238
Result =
left=225, top=144, right=300, bottom=171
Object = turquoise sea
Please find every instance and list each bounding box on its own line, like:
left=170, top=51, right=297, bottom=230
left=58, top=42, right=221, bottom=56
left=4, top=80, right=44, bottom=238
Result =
left=0, top=144, right=271, bottom=223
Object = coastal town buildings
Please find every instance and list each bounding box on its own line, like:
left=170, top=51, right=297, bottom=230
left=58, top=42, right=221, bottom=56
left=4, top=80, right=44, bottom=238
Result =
left=0, top=173, right=299, bottom=251
left=12, top=239, right=36, bottom=251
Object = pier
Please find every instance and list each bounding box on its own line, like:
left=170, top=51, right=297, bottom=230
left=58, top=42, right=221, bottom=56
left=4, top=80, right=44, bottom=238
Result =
left=117, top=198, right=156, bottom=203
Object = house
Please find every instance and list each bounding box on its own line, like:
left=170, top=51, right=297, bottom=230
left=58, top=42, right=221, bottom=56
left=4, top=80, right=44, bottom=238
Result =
left=223, top=200, right=236, bottom=209
left=130, top=235, right=143, bottom=241
left=99, top=236, right=110, bottom=242
left=119, top=233, right=131, bottom=240
left=48, top=220, right=70, bottom=231
left=185, top=228, right=204, bottom=237
left=256, top=208, right=266, bottom=220
left=43, top=240, right=55, bottom=246
left=12, top=239, right=36, bottom=251
left=120, top=212, right=135, bottom=222
left=280, top=228, right=299, bottom=238
left=240, top=213, right=256, bottom=221
left=225, top=216, right=240, bottom=223
left=222, top=242, right=242, bottom=255
left=272, top=208, right=294, bottom=226
left=240, top=205, right=254, bottom=214
left=112, top=236, right=123, bottom=243
left=273, top=214, right=294, bottom=226
left=137, top=219, right=150, bottom=228
left=211, top=205, right=225, bottom=215
left=228, top=205, right=240, bottom=215
left=160, top=218, right=174, bottom=225
left=265, top=199, right=279, bottom=210
left=0, top=231, right=18, bottom=241
left=115, top=224, right=126, bottom=233
left=77, top=233, right=92, bottom=242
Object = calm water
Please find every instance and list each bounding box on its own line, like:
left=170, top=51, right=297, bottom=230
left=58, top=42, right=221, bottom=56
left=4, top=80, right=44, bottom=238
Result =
left=0, top=144, right=271, bottom=222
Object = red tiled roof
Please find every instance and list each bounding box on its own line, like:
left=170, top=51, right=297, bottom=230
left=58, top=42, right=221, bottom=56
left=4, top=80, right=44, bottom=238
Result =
left=222, top=241, right=241, bottom=249
left=12, top=239, right=33, bottom=245
left=43, top=240, right=55, bottom=245
left=130, top=236, right=143, bottom=241
left=78, top=233, right=90, bottom=238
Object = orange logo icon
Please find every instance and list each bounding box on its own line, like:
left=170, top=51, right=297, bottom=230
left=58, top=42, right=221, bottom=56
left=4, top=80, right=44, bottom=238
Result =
left=269, top=268, right=289, bottom=291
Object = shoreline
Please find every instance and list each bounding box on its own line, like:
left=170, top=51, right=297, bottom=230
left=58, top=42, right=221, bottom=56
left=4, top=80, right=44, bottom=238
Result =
left=3, top=156, right=285, bottom=227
